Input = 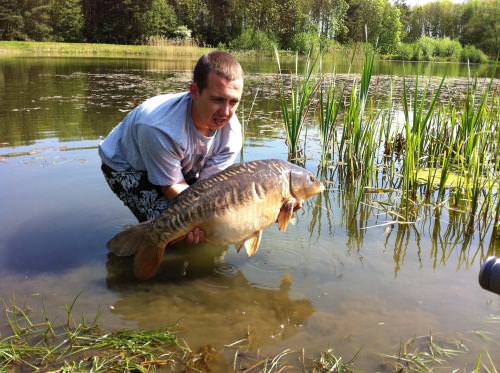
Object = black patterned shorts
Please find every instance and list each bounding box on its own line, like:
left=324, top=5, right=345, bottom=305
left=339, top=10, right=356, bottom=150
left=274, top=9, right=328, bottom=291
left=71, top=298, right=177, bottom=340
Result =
left=101, top=163, right=170, bottom=222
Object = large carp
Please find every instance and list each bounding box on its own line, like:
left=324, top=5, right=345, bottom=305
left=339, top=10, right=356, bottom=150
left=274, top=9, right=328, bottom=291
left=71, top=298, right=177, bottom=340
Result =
left=107, top=159, right=324, bottom=280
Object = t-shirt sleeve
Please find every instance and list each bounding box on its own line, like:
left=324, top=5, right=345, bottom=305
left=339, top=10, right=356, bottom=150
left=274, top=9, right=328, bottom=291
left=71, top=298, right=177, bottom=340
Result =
left=136, top=124, right=185, bottom=186
left=198, top=124, right=243, bottom=179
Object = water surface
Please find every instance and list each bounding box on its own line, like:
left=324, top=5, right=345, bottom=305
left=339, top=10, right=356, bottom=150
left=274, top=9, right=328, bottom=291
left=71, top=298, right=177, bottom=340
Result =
left=0, top=56, right=499, bottom=371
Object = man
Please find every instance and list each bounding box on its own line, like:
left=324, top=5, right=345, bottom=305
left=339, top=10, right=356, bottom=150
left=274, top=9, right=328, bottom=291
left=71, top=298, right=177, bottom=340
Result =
left=99, top=51, right=244, bottom=244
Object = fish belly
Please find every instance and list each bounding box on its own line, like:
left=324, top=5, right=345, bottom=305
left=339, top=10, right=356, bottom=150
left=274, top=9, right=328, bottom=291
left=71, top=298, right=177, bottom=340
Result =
left=203, top=199, right=281, bottom=245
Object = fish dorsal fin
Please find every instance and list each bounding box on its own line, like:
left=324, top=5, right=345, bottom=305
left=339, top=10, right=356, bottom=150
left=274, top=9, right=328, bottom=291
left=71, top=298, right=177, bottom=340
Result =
left=277, top=198, right=297, bottom=231
left=243, top=230, right=263, bottom=256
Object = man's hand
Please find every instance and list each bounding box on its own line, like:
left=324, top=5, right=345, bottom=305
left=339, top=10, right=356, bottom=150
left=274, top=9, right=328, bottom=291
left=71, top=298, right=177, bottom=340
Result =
left=186, top=227, right=206, bottom=245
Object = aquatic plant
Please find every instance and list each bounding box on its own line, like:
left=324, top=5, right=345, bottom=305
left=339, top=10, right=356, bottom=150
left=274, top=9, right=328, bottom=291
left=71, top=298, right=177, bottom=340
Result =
left=317, top=67, right=342, bottom=167
left=401, top=74, right=445, bottom=200
left=275, top=47, right=319, bottom=161
left=0, top=298, right=192, bottom=372
left=381, top=333, right=466, bottom=373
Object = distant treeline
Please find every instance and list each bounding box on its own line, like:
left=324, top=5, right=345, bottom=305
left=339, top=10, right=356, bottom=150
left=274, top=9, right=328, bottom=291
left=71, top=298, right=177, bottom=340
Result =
left=0, top=0, right=497, bottom=57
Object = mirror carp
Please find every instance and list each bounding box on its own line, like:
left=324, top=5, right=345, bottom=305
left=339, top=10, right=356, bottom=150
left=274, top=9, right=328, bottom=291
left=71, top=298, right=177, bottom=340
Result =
left=107, top=159, right=324, bottom=280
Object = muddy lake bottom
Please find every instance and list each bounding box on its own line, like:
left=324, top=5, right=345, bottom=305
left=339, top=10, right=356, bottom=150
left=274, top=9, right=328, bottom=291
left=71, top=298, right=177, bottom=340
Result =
left=0, top=56, right=499, bottom=371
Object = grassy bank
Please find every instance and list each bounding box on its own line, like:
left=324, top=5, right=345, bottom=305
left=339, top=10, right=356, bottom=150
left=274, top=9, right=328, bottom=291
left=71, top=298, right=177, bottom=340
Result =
left=0, top=41, right=211, bottom=58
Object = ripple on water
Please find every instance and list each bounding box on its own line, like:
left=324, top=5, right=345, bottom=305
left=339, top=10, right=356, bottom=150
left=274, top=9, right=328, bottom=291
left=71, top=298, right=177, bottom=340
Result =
left=246, top=236, right=306, bottom=273
left=213, top=262, right=239, bottom=278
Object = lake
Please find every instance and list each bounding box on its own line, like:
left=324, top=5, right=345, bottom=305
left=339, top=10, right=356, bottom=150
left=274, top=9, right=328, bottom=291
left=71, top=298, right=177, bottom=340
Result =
left=0, top=55, right=499, bottom=371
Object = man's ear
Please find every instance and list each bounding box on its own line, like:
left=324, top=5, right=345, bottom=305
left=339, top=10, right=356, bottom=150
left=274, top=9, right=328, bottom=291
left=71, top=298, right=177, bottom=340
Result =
left=189, top=82, right=199, bottom=98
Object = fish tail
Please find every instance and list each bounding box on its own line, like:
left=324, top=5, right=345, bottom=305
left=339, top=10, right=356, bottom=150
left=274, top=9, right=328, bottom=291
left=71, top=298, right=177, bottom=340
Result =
left=107, top=223, right=166, bottom=280
left=133, top=240, right=166, bottom=281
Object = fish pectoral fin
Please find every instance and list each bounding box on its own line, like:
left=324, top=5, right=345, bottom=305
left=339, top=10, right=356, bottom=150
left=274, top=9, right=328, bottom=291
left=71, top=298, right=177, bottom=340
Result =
left=244, top=230, right=263, bottom=257
left=277, top=198, right=296, bottom=231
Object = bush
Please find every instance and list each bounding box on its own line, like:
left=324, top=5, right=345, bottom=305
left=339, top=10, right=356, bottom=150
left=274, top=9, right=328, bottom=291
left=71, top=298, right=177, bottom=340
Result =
left=174, top=26, right=192, bottom=40
left=396, top=43, right=415, bottom=60
left=417, top=37, right=435, bottom=60
left=461, top=45, right=489, bottom=63
left=289, top=32, right=321, bottom=54
left=393, top=37, right=488, bottom=63
left=433, top=37, right=462, bottom=60
left=229, top=28, right=276, bottom=52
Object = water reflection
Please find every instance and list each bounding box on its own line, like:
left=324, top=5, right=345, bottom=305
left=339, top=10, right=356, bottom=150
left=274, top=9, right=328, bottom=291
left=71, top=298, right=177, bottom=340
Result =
left=306, top=185, right=499, bottom=277
left=105, top=241, right=315, bottom=352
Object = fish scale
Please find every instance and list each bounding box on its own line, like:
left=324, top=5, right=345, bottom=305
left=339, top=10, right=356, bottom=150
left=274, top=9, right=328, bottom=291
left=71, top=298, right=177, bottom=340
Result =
left=107, top=159, right=324, bottom=280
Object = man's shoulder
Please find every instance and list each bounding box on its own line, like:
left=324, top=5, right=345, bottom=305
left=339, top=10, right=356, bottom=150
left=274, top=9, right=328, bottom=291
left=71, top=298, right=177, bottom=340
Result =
left=132, top=92, right=190, bottom=130
left=140, top=92, right=189, bottom=113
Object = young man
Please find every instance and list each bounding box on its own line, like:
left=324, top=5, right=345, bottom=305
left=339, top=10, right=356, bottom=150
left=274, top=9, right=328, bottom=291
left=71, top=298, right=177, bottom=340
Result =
left=99, top=51, right=244, bottom=244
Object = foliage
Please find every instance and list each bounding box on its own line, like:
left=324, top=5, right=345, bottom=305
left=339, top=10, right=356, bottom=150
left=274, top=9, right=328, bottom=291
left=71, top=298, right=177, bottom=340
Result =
left=0, top=0, right=496, bottom=57
left=310, top=0, right=349, bottom=40
left=0, top=0, right=27, bottom=40
left=402, top=0, right=498, bottom=57
left=338, top=0, right=402, bottom=54
left=138, top=0, right=177, bottom=40
left=461, top=44, right=489, bottom=63
left=394, top=37, right=488, bottom=63
left=22, top=0, right=53, bottom=41
left=49, top=0, right=84, bottom=42
left=229, top=28, right=276, bottom=52
left=174, top=25, right=192, bottom=40
left=433, top=37, right=462, bottom=59
left=460, top=0, right=499, bottom=57
left=290, top=32, right=321, bottom=55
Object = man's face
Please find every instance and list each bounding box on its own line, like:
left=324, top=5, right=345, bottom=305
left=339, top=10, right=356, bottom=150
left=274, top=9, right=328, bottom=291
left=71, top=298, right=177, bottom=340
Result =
left=190, top=71, right=243, bottom=136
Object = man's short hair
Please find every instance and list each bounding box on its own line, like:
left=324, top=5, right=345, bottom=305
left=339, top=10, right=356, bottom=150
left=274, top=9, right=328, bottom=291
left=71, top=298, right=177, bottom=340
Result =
left=193, top=51, right=243, bottom=92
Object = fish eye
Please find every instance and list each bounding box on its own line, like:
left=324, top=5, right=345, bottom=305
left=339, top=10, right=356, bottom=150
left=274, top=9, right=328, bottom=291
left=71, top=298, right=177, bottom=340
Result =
left=309, top=175, right=315, bottom=182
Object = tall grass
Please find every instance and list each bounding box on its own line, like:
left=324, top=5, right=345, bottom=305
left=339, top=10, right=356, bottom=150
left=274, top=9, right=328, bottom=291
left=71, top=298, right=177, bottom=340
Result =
left=0, top=40, right=210, bottom=58
left=275, top=48, right=319, bottom=161
left=318, top=67, right=342, bottom=167
left=401, top=74, right=445, bottom=206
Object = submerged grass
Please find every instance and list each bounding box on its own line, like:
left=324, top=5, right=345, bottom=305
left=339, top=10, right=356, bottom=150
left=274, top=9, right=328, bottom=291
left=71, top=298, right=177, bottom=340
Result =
left=381, top=333, right=467, bottom=373
left=1, top=298, right=498, bottom=372
left=0, top=298, right=198, bottom=372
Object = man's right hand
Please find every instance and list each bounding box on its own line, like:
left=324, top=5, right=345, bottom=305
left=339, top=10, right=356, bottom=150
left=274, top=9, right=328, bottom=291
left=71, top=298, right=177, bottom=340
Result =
left=186, top=227, right=206, bottom=244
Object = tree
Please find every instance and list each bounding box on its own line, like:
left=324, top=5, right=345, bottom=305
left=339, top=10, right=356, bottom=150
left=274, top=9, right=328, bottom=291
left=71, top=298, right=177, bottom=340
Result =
left=22, top=0, right=53, bottom=41
left=394, top=0, right=411, bottom=41
left=138, top=0, right=177, bottom=40
left=378, top=1, right=401, bottom=53
left=310, top=0, right=349, bottom=40
left=50, top=0, right=84, bottom=41
left=82, top=0, right=152, bottom=44
left=0, top=0, right=26, bottom=39
left=461, top=0, right=499, bottom=56
left=341, top=0, right=402, bottom=53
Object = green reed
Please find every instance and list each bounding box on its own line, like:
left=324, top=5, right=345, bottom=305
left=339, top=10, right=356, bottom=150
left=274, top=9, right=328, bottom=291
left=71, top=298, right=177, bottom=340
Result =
left=401, top=74, right=445, bottom=200
left=275, top=48, right=319, bottom=161
left=338, top=50, right=376, bottom=174
left=318, top=68, right=342, bottom=167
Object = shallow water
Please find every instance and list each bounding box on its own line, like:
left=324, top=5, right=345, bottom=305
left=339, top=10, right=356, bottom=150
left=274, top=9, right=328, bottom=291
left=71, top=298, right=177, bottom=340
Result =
left=0, top=56, right=499, bottom=371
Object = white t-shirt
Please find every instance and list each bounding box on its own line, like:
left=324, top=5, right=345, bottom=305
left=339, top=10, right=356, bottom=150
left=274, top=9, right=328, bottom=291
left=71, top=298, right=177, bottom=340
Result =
left=98, top=92, right=242, bottom=186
